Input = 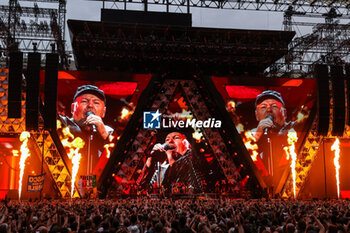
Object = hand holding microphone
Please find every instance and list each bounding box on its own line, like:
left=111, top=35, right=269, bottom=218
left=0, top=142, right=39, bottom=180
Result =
left=263, top=115, right=274, bottom=135
left=150, top=143, right=175, bottom=155
left=86, top=111, right=97, bottom=133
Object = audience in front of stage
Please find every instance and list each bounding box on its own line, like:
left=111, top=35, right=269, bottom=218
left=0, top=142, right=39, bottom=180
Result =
left=0, top=198, right=350, bottom=233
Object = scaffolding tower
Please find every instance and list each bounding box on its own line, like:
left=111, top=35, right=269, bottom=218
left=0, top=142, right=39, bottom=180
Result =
left=0, top=0, right=67, bottom=68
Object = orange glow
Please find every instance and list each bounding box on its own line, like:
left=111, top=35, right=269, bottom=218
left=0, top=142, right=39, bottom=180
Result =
left=70, top=151, right=81, bottom=198
left=226, top=100, right=236, bottom=113
left=236, top=123, right=259, bottom=162
left=244, top=130, right=258, bottom=161
left=12, top=150, right=19, bottom=157
left=192, top=130, right=203, bottom=143
left=331, top=138, right=340, bottom=199
left=104, top=135, right=115, bottom=159
left=281, top=79, right=303, bottom=87
left=283, top=129, right=298, bottom=199
left=59, top=126, right=85, bottom=198
left=296, top=112, right=305, bottom=123
left=18, top=131, right=31, bottom=200
left=295, top=106, right=309, bottom=124
left=58, top=71, right=77, bottom=80
left=120, top=107, right=134, bottom=120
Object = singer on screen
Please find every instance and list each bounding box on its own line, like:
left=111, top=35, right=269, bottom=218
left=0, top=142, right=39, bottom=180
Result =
left=58, top=85, right=114, bottom=176
left=137, top=132, right=203, bottom=193
left=251, top=90, right=295, bottom=183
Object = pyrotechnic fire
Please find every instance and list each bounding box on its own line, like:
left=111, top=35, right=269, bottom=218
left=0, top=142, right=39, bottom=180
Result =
left=18, top=131, right=31, bottom=200
left=243, top=130, right=258, bottom=162
left=283, top=129, right=298, bottom=199
left=120, top=107, right=134, bottom=120
left=331, top=138, right=340, bottom=199
left=12, top=150, right=19, bottom=157
left=235, top=123, right=259, bottom=162
left=59, top=126, right=85, bottom=197
left=104, top=135, right=115, bottom=159
left=70, top=151, right=81, bottom=198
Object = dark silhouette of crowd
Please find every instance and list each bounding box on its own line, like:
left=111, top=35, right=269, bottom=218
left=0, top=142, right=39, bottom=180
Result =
left=1, top=198, right=349, bottom=233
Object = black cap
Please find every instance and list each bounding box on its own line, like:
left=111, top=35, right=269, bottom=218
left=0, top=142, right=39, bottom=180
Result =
left=73, top=85, right=106, bottom=103
left=255, top=90, right=285, bottom=107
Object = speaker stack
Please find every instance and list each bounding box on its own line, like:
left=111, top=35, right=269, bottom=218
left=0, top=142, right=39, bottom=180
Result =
left=8, top=52, right=23, bottom=118
left=330, top=65, right=345, bottom=136
left=315, top=64, right=330, bottom=136
left=25, top=53, right=41, bottom=131
left=43, top=53, right=59, bottom=130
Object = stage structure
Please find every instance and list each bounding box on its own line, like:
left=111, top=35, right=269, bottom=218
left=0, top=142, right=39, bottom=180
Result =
left=90, top=0, right=350, bottom=77
left=67, top=18, right=350, bottom=199
left=0, top=0, right=67, bottom=68
left=0, top=68, right=80, bottom=199
left=68, top=19, right=294, bottom=75
left=93, top=0, right=350, bottom=15
left=68, top=20, right=296, bottom=198
left=2, top=6, right=350, bottom=199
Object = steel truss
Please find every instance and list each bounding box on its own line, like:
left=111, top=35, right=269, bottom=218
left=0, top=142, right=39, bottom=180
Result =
left=0, top=68, right=80, bottom=198
left=0, top=0, right=67, bottom=68
left=269, top=20, right=350, bottom=78
left=92, top=0, right=350, bottom=16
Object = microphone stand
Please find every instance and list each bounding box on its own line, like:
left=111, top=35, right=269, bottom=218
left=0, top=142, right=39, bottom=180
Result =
left=265, top=132, right=274, bottom=197
left=87, top=133, right=92, bottom=175
left=267, top=136, right=273, bottom=177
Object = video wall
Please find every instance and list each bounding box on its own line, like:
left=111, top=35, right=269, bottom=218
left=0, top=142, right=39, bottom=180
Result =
left=55, top=74, right=317, bottom=196
left=110, top=85, right=241, bottom=196
left=212, top=77, right=317, bottom=192
left=53, top=72, right=152, bottom=193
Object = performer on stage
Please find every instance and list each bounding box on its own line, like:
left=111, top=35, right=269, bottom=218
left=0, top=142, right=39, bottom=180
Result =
left=137, top=132, right=203, bottom=193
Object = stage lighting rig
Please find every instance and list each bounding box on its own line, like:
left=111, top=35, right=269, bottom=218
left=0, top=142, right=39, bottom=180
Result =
left=0, top=0, right=67, bottom=68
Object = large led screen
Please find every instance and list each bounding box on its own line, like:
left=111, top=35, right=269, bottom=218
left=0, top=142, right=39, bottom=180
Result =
left=53, top=71, right=151, bottom=197
left=213, top=77, right=317, bottom=194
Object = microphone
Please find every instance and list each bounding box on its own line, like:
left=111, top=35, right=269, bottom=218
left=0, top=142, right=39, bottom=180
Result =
left=86, top=111, right=97, bottom=133
left=264, top=115, right=274, bottom=135
left=150, top=143, right=175, bottom=155
left=163, top=143, right=175, bottom=151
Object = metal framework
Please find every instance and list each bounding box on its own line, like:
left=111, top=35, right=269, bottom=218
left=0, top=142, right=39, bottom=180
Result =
left=268, top=21, right=350, bottom=78
left=0, top=0, right=67, bottom=68
left=89, top=0, right=350, bottom=79
left=0, top=68, right=80, bottom=198
left=92, top=0, right=350, bottom=16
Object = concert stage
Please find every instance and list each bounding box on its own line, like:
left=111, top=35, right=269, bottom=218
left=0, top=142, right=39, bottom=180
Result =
left=1, top=15, right=350, bottom=201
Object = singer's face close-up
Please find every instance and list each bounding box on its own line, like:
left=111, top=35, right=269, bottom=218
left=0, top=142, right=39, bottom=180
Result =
left=255, top=99, right=286, bottom=126
left=165, top=132, right=188, bottom=155
left=71, top=93, right=106, bottom=122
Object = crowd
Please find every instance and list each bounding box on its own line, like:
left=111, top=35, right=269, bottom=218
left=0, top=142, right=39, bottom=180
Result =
left=0, top=197, right=349, bottom=233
